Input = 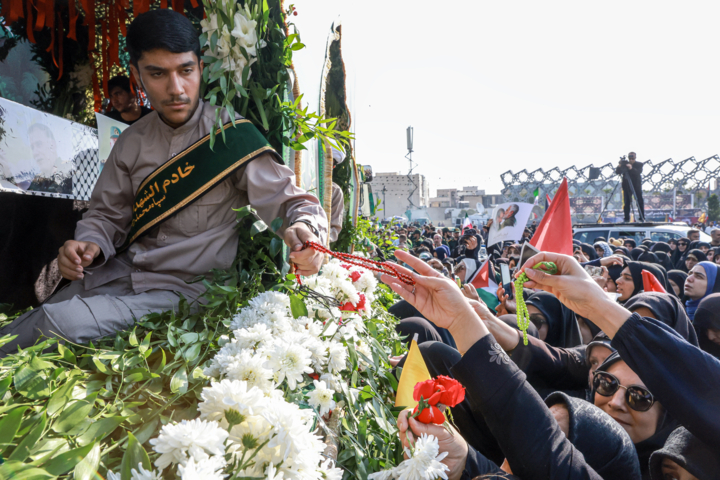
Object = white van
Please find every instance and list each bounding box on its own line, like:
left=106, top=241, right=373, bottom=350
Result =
left=573, top=222, right=711, bottom=245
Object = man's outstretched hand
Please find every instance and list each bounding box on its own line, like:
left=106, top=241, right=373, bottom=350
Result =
left=58, top=240, right=100, bottom=280
left=285, top=222, right=324, bottom=276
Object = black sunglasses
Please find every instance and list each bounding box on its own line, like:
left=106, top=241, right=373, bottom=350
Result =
left=593, top=371, right=655, bottom=412
left=678, top=242, right=688, bottom=246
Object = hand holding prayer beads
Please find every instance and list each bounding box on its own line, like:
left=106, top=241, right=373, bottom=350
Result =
left=515, top=261, right=558, bottom=345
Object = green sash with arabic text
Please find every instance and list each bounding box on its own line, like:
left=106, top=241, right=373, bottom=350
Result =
left=119, top=119, right=281, bottom=251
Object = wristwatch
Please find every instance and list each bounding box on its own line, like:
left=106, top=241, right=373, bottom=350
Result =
left=291, top=219, right=319, bottom=237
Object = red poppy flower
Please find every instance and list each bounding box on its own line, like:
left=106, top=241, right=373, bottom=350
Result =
left=434, top=375, right=466, bottom=407
left=339, top=293, right=366, bottom=312
left=412, top=404, right=445, bottom=424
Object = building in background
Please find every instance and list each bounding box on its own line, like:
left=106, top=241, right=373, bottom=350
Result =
left=373, top=172, right=429, bottom=219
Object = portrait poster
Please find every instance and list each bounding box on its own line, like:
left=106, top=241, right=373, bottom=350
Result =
left=0, top=97, right=75, bottom=195
left=487, top=202, right=534, bottom=246
left=95, top=112, right=129, bottom=173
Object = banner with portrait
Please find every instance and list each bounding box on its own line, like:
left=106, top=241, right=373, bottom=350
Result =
left=0, top=98, right=75, bottom=196
left=95, top=112, right=129, bottom=173
left=487, top=202, right=534, bottom=246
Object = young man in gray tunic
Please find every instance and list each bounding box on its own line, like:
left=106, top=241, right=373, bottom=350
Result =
left=0, top=10, right=326, bottom=356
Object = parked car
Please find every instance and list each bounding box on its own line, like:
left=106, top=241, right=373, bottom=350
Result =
left=573, top=222, right=711, bottom=245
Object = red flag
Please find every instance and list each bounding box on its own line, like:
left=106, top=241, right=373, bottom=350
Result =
left=642, top=270, right=666, bottom=293
left=530, top=178, right=573, bottom=255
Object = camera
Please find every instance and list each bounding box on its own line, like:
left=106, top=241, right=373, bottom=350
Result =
left=617, top=155, right=630, bottom=175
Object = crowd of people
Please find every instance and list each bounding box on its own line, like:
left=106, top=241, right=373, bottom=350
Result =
left=379, top=220, right=720, bottom=480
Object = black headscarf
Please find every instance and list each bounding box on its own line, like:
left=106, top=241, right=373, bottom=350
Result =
left=525, top=291, right=583, bottom=348
left=693, top=293, right=720, bottom=360
left=649, top=427, right=720, bottom=480
left=545, top=392, right=641, bottom=479
left=677, top=242, right=702, bottom=272
left=624, top=292, right=698, bottom=346
left=595, top=302, right=700, bottom=478
left=613, top=246, right=630, bottom=256
left=681, top=249, right=708, bottom=273
left=666, top=270, right=688, bottom=304
left=630, top=248, right=644, bottom=260
left=580, top=243, right=598, bottom=261
left=697, top=241, right=711, bottom=252
left=586, top=331, right=616, bottom=363
left=671, top=237, right=690, bottom=268
left=637, top=251, right=660, bottom=265
left=624, top=261, right=669, bottom=299
left=498, top=314, right=539, bottom=339
left=653, top=251, right=674, bottom=273
left=650, top=242, right=671, bottom=254
left=624, top=238, right=637, bottom=249
left=606, top=264, right=624, bottom=291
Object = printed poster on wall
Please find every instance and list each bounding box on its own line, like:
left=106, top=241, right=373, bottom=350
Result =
left=487, top=202, right=534, bottom=246
left=0, top=97, right=75, bottom=195
left=95, top=112, right=129, bottom=173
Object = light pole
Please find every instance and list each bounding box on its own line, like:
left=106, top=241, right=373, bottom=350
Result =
left=406, top=126, right=416, bottom=210
left=381, top=185, right=387, bottom=216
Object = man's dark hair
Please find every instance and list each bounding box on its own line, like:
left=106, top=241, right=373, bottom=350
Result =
left=126, top=9, right=201, bottom=67
left=108, top=75, right=131, bottom=94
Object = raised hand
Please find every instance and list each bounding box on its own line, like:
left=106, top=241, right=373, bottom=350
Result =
left=518, top=252, right=631, bottom=337
left=382, top=250, right=479, bottom=333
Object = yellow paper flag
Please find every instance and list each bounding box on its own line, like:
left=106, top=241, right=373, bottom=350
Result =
left=394, top=334, right=431, bottom=408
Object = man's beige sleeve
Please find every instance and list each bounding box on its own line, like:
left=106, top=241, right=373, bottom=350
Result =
left=235, top=154, right=328, bottom=244
left=74, top=148, right=134, bottom=268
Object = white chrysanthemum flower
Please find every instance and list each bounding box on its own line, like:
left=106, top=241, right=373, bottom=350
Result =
left=203, top=339, right=245, bottom=379
left=326, top=342, right=348, bottom=373
left=353, top=269, right=378, bottom=294
left=319, top=318, right=339, bottom=338
left=224, top=351, right=275, bottom=393
left=107, top=471, right=122, bottom=480
left=394, top=434, right=449, bottom=480
left=130, top=464, right=161, bottom=480
left=319, top=373, right=343, bottom=393
left=368, top=468, right=396, bottom=480
left=198, top=379, right=266, bottom=426
left=177, top=455, right=227, bottom=480
left=320, top=459, right=344, bottom=480
left=259, top=399, right=326, bottom=471
left=356, top=341, right=373, bottom=364
left=233, top=323, right=273, bottom=348
left=306, top=380, right=336, bottom=417
left=230, top=292, right=291, bottom=331
left=265, top=341, right=313, bottom=391
left=149, top=419, right=229, bottom=470
left=264, top=463, right=284, bottom=480
left=337, top=279, right=361, bottom=305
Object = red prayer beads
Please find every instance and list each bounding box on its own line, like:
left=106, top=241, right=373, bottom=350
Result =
left=293, top=241, right=415, bottom=286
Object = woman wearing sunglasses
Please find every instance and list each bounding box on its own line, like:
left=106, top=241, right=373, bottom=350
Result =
left=593, top=355, right=673, bottom=479
left=671, top=238, right=689, bottom=269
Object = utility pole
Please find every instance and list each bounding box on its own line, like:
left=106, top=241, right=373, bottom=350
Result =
left=406, top=126, right=416, bottom=211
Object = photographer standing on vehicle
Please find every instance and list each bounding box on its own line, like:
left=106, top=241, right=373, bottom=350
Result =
left=616, top=151, right=645, bottom=222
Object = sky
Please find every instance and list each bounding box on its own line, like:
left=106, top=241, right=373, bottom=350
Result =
left=292, top=1, right=720, bottom=196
